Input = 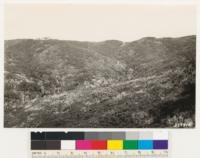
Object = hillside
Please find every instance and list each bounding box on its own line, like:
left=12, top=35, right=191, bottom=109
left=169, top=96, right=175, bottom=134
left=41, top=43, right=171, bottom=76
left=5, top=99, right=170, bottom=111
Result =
left=4, top=36, right=196, bottom=128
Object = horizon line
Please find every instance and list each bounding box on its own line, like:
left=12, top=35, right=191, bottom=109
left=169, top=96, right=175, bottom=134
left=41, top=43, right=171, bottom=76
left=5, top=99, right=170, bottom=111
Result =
left=4, top=34, right=196, bottom=43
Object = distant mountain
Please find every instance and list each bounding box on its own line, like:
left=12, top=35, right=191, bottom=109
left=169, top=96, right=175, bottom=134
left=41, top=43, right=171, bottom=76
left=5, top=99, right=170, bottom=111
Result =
left=4, top=35, right=195, bottom=128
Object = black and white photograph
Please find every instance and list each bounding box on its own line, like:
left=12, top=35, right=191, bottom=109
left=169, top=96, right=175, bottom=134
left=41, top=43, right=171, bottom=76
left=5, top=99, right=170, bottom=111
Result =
left=4, top=3, right=196, bottom=128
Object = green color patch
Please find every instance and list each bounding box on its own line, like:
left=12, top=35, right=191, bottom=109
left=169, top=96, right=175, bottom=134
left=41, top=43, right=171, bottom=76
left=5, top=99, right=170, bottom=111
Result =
left=123, top=140, right=138, bottom=149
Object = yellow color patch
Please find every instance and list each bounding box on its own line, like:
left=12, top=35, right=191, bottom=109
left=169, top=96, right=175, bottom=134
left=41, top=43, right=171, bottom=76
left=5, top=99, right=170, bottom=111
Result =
left=107, top=140, right=123, bottom=150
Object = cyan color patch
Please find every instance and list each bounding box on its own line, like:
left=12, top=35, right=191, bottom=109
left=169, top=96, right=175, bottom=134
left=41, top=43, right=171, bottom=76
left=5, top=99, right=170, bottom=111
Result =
left=138, top=140, right=153, bottom=149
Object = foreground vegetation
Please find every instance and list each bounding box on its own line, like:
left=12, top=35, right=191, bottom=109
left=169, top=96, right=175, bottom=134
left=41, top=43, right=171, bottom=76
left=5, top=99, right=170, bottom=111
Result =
left=4, top=36, right=195, bottom=127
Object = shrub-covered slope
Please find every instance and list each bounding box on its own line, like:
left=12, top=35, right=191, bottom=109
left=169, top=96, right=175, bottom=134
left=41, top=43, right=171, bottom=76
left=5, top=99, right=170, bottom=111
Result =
left=4, top=36, right=195, bottom=128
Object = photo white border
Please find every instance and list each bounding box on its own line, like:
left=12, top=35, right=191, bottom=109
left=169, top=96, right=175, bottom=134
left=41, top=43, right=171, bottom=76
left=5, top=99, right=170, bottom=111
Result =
left=0, top=0, right=199, bottom=131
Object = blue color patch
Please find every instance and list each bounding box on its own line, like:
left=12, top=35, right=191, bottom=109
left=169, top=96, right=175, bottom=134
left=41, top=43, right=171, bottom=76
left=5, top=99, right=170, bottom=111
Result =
left=138, top=140, right=153, bottom=149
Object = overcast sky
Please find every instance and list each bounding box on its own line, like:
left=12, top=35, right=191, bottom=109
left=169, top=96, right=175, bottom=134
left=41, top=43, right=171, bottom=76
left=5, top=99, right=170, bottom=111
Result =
left=5, top=3, right=196, bottom=41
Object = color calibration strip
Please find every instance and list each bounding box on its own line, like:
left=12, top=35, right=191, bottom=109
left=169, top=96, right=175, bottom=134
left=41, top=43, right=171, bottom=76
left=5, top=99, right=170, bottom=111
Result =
left=31, top=131, right=168, bottom=150
left=31, top=132, right=168, bottom=158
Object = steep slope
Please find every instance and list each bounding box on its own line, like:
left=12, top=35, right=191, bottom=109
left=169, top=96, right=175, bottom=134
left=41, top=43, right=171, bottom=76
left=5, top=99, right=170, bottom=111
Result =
left=4, top=36, right=195, bottom=128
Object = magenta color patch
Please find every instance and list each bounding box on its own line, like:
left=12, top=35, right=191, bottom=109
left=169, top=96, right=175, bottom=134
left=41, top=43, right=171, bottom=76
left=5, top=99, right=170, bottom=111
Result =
left=76, top=140, right=92, bottom=150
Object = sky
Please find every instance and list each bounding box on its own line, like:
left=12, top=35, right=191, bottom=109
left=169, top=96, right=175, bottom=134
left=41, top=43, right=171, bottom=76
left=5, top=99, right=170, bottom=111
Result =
left=5, top=3, right=196, bottom=41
